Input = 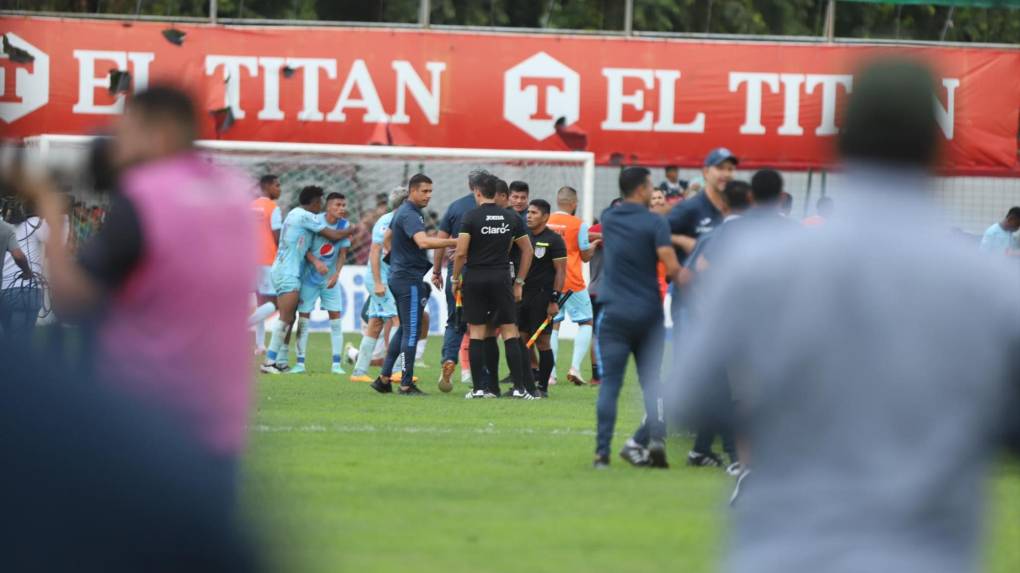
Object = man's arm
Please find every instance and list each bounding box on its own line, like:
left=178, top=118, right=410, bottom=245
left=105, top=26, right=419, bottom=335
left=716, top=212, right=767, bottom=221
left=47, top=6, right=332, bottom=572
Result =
left=451, top=233, right=471, bottom=288
left=578, top=223, right=599, bottom=263
left=671, top=234, right=697, bottom=253
left=412, top=231, right=457, bottom=251
left=318, top=226, right=354, bottom=242
left=328, top=248, right=347, bottom=288
left=8, top=247, right=33, bottom=278
left=305, top=250, right=328, bottom=275
left=271, top=207, right=282, bottom=246
left=432, top=230, right=450, bottom=290
left=512, top=235, right=534, bottom=302
left=36, top=193, right=104, bottom=319
left=657, top=246, right=682, bottom=282
left=369, top=242, right=385, bottom=296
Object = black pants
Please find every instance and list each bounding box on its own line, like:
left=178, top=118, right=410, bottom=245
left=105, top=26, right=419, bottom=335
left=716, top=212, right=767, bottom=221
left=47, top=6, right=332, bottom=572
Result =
left=381, top=279, right=430, bottom=384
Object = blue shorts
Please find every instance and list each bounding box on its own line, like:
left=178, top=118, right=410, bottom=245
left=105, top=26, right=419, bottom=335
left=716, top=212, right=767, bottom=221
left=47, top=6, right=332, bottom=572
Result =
left=366, top=289, right=398, bottom=319
left=256, top=266, right=276, bottom=296
left=298, top=281, right=342, bottom=313
left=271, top=268, right=301, bottom=295
left=554, top=289, right=594, bottom=324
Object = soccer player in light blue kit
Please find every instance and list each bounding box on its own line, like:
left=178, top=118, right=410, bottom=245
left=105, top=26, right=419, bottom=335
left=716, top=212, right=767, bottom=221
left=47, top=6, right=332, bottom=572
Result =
left=292, top=192, right=352, bottom=374
left=262, top=185, right=353, bottom=374
left=349, top=187, right=405, bottom=382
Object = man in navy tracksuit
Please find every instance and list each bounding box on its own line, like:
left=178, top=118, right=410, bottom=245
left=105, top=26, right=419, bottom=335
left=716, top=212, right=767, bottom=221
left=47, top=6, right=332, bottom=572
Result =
left=371, top=174, right=458, bottom=396
left=594, top=167, right=681, bottom=469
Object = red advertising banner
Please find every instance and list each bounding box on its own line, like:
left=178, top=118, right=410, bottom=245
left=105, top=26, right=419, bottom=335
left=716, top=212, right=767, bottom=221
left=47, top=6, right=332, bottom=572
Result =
left=2, top=17, right=1018, bottom=174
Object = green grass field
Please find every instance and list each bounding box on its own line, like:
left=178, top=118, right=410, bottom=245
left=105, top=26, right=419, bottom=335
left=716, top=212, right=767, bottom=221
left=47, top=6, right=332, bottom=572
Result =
left=244, top=334, right=1020, bottom=573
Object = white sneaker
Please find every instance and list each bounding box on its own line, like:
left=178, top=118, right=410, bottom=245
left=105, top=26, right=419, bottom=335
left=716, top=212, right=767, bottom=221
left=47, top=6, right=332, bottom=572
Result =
left=344, top=342, right=358, bottom=365
left=726, top=462, right=743, bottom=477
left=465, top=389, right=496, bottom=399
left=567, top=368, right=586, bottom=386
left=510, top=388, right=539, bottom=400
left=331, top=363, right=346, bottom=375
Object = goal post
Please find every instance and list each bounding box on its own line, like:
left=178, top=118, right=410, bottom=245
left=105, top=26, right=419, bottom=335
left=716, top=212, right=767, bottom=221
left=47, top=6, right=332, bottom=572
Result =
left=24, top=134, right=598, bottom=225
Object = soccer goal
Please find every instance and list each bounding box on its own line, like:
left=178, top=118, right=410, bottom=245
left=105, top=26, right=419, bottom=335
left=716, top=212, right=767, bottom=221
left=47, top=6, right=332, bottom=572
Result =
left=24, top=134, right=597, bottom=233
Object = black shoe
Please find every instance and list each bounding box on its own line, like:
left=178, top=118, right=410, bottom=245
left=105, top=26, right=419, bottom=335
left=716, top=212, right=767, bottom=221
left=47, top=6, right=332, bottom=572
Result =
left=648, top=439, right=669, bottom=469
left=686, top=450, right=724, bottom=467
left=593, top=454, right=610, bottom=469
left=398, top=383, right=426, bottom=396
left=618, top=442, right=650, bottom=467
left=535, top=389, right=549, bottom=399
left=370, top=377, right=393, bottom=394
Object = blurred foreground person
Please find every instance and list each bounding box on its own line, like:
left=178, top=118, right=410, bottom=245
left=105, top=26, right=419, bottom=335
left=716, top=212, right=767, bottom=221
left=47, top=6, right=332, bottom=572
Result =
left=1, top=347, right=258, bottom=573
left=673, top=59, right=1020, bottom=573
left=24, top=86, right=256, bottom=495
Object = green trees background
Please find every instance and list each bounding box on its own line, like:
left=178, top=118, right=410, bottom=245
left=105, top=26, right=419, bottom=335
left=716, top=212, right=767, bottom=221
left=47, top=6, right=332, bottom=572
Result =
left=11, top=0, right=1020, bottom=43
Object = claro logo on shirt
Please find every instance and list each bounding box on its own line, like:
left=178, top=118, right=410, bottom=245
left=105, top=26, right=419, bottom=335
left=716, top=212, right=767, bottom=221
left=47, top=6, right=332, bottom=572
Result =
left=481, top=223, right=511, bottom=235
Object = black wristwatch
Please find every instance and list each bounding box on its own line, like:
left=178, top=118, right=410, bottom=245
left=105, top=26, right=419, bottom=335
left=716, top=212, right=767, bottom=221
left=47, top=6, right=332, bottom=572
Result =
left=550, top=290, right=561, bottom=303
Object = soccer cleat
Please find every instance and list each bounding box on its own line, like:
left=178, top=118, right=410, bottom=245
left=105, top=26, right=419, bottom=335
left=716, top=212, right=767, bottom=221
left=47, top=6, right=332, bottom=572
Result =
left=349, top=374, right=373, bottom=383
left=726, top=462, right=743, bottom=477
left=259, top=362, right=283, bottom=374
left=370, top=377, right=393, bottom=394
left=619, top=441, right=650, bottom=467
left=398, top=384, right=426, bottom=396
left=647, top=439, right=669, bottom=469
left=391, top=372, right=418, bottom=384
left=344, top=342, right=358, bottom=365
left=729, top=469, right=751, bottom=507
left=510, top=388, right=538, bottom=400
left=331, top=363, right=346, bottom=375
left=465, top=389, right=497, bottom=399
left=592, top=454, right=610, bottom=469
left=289, top=363, right=306, bottom=374
left=438, top=360, right=455, bottom=393
left=567, top=368, right=586, bottom=386
left=274, top=363, right=291, bottom=373
left=686, top=450, right=724, bottom=468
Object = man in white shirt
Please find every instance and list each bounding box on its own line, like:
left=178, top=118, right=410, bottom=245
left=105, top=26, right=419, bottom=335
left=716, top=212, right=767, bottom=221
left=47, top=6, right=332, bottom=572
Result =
left=0, top=215, right=40, bottom=338
left=978, top=207, right=1020, bottom=255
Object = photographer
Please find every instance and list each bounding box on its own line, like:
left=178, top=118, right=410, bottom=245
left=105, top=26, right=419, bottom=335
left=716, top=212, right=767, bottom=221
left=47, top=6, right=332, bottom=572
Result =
left=16, top=85, right=256, bottom=497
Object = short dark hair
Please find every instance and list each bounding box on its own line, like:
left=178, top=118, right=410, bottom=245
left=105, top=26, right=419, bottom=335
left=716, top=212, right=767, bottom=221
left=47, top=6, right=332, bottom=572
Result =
left=299, top=185, right=325, bottom=206
left=722, top=180, right=752, bottom=211
left=127, top=85, right=198, bottom=142
left=494, top=178, right=509, bottom=197
left=665, top=165, right=678, bottom=173
left=479, top=174, right=498, bottom=199
left=1007, top=207, right=1020, bottom=220
left=326, top=192, right=346, bottom=203
left=468, top=169, right=490, bottom=191
left=509, top=181, right=530, bottom=194
left=408, top=173, right=432, bottom=190
left=750, top=169, right=783, bottom=203
left=529, top=199, right=551, bottom=215
left=258, top=174, right=278, bottom=187
left=619, top=166, right=651, bottom=197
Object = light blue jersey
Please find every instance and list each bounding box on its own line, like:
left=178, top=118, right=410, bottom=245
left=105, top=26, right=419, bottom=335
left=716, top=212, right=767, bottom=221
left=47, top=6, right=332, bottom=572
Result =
left=302, top=214, right=351, bottom=286
left=272, top=206, right=327, bottom=280
left=363, top=211, right=394, bottom=289
left=979, top=222, right=1018, bottom=255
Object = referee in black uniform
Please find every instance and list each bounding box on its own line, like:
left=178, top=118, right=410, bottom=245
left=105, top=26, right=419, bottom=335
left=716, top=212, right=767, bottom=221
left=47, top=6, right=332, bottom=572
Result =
left=452, top=175, right=536, bottom=399
left=517, top=199, right=566, bottom=398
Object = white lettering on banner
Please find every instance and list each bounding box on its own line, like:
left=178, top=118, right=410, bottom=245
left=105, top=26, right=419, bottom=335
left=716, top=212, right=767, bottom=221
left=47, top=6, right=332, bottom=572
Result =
left=806, top=74, right=853, bottom=135
left=202, top=56, right=445, bottom=124
left=0, top=33, right=49, bottom=123
left=205, top=55, right=258, bottom=119
left=602, top=68, right=704, bottom=133
left=503, top=52, right=581, bottom=140
left=777, top=74, right=806, bottom=136
left=935, top=78, right=959, bottom=140
left=72, top=50, right=153, bottom=114
left=729, top=72, right=779, bottom=135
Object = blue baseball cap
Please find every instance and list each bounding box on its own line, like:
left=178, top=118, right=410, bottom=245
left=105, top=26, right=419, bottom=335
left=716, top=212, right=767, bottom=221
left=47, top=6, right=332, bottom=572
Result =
left=704, top=147, right=739, bottom=167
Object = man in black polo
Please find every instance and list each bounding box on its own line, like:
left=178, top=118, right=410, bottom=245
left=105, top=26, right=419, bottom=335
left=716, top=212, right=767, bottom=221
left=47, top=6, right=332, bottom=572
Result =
left=371, top=173, right=457, bottom=396
left=509, top=180, right=530, bottom=221
left=452, top=175, right=536, bottom=399
left=433, top=170, right=489, bottom=391
left=517, top=199, right=566, bottom=398
left=594, top=167, right=680, bottom=469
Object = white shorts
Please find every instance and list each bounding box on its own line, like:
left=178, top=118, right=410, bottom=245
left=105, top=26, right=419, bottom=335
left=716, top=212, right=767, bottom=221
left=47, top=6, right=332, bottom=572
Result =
left=256, top=266, right=276, bottom=296
left=554, top=289, right=594, bottom=324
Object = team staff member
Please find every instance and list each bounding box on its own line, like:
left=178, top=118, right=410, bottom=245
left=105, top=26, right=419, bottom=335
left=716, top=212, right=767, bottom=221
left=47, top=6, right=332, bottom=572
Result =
left=371, top=174, right=457, bottom=396
left=594, top=167, right=680, bottom=469
left=249, top=174, right=281, bottom=354
left=509, top=180, right=530, bottom=220
left=547, top=186, right=600, bottom=386
left=665, top=148, right=733, bottom=320
left=517, top=199, right=566, bottom=398
left=453, top=175, right=536, bottom=399
left=433, top=171, right=490, bottom=391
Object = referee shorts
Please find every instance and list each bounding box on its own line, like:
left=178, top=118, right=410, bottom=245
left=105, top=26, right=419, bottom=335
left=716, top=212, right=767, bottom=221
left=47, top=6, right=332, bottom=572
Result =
left=518, top=288, right=552, bottom=334
left=462, top=271, right=515, bottom=326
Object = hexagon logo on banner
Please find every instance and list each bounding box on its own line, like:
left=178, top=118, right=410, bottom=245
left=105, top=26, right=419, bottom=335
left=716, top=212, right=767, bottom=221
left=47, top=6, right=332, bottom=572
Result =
left=503, top=52, right=579, bottom=141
